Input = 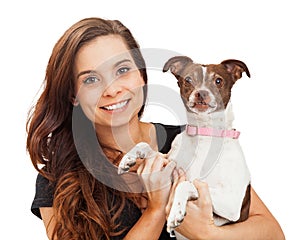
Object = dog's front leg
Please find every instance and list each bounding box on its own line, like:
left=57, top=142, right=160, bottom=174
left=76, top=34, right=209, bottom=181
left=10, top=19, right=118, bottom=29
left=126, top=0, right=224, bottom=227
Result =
left=118, top=142, right=156, bottom=174
left=167, top=180, right=199, bottom=235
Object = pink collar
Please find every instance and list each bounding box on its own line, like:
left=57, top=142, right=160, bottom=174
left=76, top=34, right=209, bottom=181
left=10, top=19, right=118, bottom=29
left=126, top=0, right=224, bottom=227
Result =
left=186, top=125, right=240, bottom=139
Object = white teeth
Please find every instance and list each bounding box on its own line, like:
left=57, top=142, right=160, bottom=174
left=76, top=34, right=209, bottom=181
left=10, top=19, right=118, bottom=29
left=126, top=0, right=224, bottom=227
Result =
left=103, top=100, right=128, bottom=110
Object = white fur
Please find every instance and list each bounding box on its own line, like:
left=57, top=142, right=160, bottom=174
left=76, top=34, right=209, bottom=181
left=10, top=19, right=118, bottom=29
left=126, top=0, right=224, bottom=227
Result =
left=118, top=103, right=250, bottom=240
left=167, top=103, right=251, bottom=239
left=202, top=65, right=207, bottom=82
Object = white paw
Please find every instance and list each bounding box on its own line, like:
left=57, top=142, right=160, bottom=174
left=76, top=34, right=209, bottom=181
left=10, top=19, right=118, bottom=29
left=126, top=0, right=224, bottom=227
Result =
left=117, top=142, right=155, bottom=174
left=118, top=155, right=137, bottom=174
left=167, top=199, right=187, bottom=233
left=166, top=181, right=199, bottom=234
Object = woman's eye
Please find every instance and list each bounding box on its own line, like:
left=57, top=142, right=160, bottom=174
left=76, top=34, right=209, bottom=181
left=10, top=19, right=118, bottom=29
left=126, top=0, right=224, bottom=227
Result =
left=83, top=76, right=100, bottom=84
left=117, top=67, right=130, bottom=75
left=215, top=78, right=223, bottom=87
left=185, top=76, right=192, bottom=83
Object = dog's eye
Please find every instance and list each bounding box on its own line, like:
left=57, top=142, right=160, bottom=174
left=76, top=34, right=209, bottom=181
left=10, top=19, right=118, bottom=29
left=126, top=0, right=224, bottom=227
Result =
left=185, top=76, right=192, bottom=83
left=215, top=78, right=223, bottom=87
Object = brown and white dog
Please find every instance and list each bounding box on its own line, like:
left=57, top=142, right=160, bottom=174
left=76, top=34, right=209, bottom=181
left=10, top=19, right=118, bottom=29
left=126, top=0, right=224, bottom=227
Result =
left=118, top=56, right=251, bottom=239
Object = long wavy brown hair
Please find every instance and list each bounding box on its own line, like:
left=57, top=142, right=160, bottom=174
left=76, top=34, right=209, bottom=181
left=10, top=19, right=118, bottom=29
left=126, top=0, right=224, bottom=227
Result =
left=26, top=17, right=148, bottom=239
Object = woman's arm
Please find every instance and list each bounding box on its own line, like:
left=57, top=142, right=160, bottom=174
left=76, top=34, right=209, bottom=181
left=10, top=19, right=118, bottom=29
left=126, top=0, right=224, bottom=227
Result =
left=124, top=155, right=176, bottom=240
left=123, top=204, right=167, bottom=240
left=171, top=177, right=285, bottom=240
left=40, top=205, right=167, bottom=240
left=40, top=199, right=168, bottom=240
left=40, top=155, right=175, bottom=240
left=215, top=187, right=285, bottom=240
left=40, top=207, right=56, bottom=240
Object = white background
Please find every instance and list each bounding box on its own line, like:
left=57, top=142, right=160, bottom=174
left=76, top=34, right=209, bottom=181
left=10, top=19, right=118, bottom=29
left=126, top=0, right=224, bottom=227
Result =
left=0, top=0, right=299, bottom=239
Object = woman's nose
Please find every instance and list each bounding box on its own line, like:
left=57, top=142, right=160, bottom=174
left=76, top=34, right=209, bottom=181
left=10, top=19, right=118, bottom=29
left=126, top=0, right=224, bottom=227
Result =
left=102, top=80, right=123, bottom=97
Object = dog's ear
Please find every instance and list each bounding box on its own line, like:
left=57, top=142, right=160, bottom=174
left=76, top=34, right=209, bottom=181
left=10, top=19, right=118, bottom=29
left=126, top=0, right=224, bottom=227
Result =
left=221, top=59, right=251, bottom=82
left=163, top=56, right=193, bottom=77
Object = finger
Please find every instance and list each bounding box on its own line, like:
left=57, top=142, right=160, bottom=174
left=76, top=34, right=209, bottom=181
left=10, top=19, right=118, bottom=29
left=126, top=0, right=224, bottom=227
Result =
left=193, top=179, right=213, bottom=211
left=166, top=169, right=179, bottom=216
left=177, top=167, right=186, bottom=180
left=169, top=168, right=185, bottom=200
left=172, top=167, right=179, bottom=185
left=136, top=161, right=145, bottom=175
left=129, top=158, right=145, bottom=173
left=158, top=153, right=170, bottom=166
left=162, top=161, right=177, bottom=189
left=141, top=155, right=156, bottom=174
left=151, top=155, right=165, bottom=172
left=162, top=161, right=177, bottom=176
left=149, top=160, right=176, bottom=192
left=166, top=166, right=186, bottom=215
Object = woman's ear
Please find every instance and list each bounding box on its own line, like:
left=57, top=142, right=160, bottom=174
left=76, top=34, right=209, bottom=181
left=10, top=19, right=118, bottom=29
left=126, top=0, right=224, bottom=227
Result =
left=72, top=97, right=79, bottom=106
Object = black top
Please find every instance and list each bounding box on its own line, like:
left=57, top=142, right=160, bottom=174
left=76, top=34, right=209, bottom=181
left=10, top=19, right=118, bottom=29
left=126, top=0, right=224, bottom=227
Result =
left=31, top=123, right=183, bottom=239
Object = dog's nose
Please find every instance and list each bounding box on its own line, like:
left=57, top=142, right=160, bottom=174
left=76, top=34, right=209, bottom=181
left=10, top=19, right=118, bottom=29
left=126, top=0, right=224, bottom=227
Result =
left=196, top=90, right=209, bottom=99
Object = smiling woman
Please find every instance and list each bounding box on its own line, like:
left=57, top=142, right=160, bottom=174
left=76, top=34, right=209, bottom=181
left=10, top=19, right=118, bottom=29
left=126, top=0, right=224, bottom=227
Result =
left=74, top=35, right=145, bottom=130
left=26, top=17, right=177, bottom=240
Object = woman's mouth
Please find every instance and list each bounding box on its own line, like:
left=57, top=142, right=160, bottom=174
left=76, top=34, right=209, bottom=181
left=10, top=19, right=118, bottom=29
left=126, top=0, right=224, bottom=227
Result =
left=100, top=100, right=130, bottom=112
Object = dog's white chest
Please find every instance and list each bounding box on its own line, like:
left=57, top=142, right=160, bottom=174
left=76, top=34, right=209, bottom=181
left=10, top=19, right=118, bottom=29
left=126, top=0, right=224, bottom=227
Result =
left=168, top=132, right=251, bottom=222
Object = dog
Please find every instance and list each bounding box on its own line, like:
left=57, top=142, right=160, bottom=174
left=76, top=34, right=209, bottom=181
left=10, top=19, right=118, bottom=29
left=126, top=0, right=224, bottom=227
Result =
left=118, top=56, right=251, bottom=239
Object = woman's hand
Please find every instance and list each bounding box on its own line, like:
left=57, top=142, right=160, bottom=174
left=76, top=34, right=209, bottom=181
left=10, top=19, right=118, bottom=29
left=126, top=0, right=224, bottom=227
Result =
left=166, top=169, right=219, bottom=240
left=137, top=154, right=176, bottom=212
left=124, top=156, right=176, bottom=240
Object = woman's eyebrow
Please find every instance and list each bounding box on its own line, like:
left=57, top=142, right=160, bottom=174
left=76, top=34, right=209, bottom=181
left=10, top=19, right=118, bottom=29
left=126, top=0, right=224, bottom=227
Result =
left=76, top=59, right=132, bottom=79
left=113, top=59, right=132, bottom=68
left=77, top=70, right=97, bottom=79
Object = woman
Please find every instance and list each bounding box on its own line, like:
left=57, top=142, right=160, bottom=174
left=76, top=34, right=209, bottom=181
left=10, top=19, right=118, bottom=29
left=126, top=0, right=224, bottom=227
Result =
left=26, top=17, right=285, bottom=239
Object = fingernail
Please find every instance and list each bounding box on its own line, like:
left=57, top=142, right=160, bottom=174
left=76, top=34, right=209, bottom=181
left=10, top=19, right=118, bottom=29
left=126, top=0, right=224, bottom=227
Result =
left=178, top=167, right=185, bottom=175
left=169, top=161, right=176, bottom=166
left=172, top=169, right=178, bottom=178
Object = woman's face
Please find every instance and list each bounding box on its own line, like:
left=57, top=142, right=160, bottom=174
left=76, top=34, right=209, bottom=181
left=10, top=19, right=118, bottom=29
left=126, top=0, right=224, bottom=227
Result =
left=74, top=35, right=145, bottom=128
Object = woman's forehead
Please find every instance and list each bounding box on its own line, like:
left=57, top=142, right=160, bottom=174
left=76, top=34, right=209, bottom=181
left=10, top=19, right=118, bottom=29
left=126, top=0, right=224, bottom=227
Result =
left=74, top=35, right=134, bottom=73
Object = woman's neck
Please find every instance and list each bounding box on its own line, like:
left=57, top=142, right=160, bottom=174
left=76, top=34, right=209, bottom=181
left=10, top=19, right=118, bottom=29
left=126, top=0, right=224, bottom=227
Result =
left=95, top=118, right=157, bottom=154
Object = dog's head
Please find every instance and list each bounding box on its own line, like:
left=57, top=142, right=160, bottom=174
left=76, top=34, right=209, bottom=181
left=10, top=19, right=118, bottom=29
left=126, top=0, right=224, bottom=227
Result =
left=163, top=56, right=250, bottom=114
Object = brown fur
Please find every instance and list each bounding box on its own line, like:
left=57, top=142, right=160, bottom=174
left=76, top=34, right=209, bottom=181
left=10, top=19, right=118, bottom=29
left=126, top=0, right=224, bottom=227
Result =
left=237, top=184, right=251, bottom=222
left=163, top=57, right=250, bottom=112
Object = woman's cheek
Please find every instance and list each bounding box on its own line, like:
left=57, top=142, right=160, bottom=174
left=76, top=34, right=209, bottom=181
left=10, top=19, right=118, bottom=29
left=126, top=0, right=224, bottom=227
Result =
left=125, top=70, right=145, bottom=88
left=77, top=89, right=103, bottom=119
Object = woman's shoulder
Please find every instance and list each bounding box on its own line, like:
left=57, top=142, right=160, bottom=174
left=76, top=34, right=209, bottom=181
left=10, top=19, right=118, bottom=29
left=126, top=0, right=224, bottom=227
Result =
left=153, top=123, right=185, bottom=153
left=154, top=122, right=184, bottom=130
left=31, top=173, right=54, bottom=219
left=153, top=122, right=185, bottom=135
